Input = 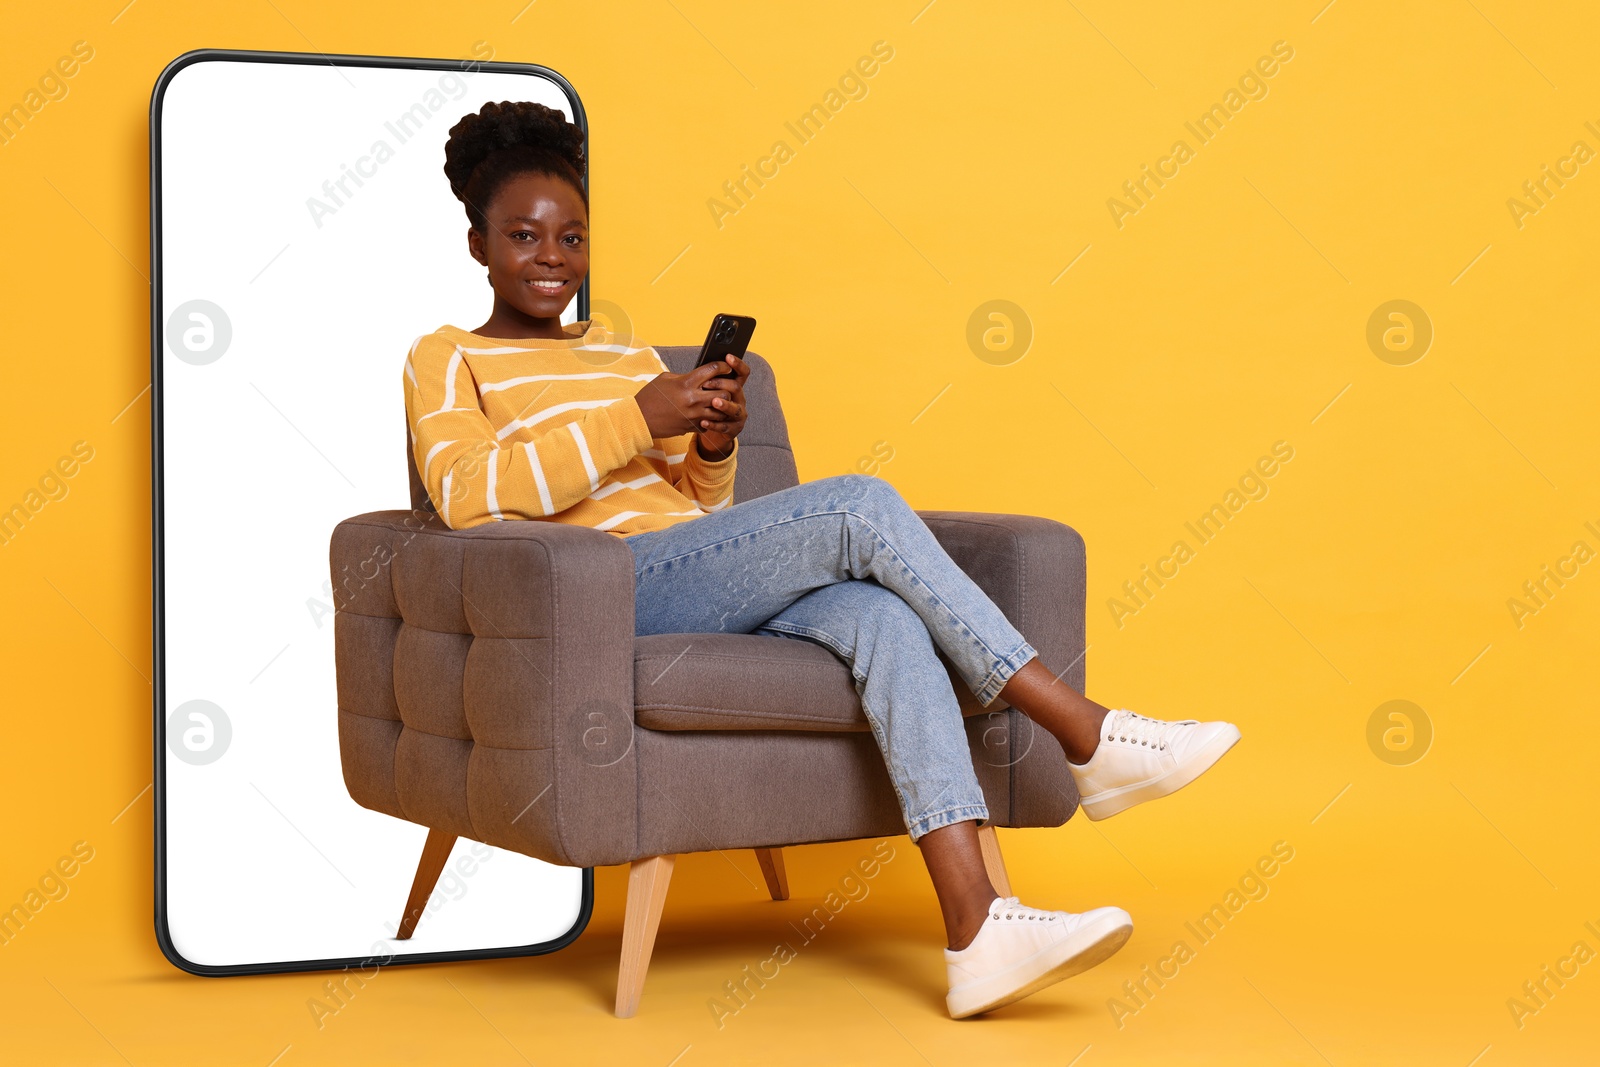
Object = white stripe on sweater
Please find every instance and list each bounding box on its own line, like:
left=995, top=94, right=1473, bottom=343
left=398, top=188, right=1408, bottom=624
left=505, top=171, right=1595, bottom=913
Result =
left=417, top=407, right=480, bottom=422
left=522, top=442, right=554, bottom=515
left=435, top=347, right=464, bottom=413
left=485, top=447, right=502, bottom=520
left=459, top=342, right=654, bottom=357
left=568, top=423, right=600, bottom=492
left=480, top=370, right=656, bottom=393
left=496, top=398, right=621, bottom=441
left=423, top=440, right=456, bottom=481
left=572, top=342, right=654, bottom=356
left=592, top=508, right=704, bottom=532
left=590, top=472, right=665, bottom=499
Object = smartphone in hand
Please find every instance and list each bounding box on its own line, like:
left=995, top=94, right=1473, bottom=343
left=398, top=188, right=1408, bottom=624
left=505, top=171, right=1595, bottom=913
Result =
left=694, top=313, right=756, bottom=377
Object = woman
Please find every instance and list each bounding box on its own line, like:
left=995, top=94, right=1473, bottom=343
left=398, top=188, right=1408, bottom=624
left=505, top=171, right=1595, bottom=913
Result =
left=405, top=101, right=1242, bottom=1019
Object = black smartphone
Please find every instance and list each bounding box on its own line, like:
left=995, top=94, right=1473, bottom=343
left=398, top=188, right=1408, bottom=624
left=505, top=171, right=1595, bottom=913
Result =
left=694, top=313, right=756, bottom=376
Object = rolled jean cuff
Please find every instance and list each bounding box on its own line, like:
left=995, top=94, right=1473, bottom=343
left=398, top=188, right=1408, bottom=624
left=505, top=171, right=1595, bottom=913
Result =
left=972, top=639, right=1040, bottom=708
left=907, top=802, right=990, bottom=843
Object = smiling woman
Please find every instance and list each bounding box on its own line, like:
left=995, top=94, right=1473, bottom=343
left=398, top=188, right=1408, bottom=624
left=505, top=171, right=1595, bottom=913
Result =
left=441, top=100, right=594, bottom=340
left=397, top=97, right=1241, bottom=1022
left=405, top=100, right=743, bottom=533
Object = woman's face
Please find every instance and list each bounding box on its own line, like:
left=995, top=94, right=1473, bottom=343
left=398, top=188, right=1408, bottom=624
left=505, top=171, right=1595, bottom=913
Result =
left=468, top=171, right=589, bottom=321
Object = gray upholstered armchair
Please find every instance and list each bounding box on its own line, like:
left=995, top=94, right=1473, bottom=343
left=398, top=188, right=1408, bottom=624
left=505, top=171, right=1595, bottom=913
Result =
left=329, top=347, right=1086, bottom=1016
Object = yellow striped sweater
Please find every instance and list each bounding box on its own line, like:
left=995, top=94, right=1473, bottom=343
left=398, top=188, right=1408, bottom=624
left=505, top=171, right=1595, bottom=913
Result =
left=404, top=321, right=739, bottom=536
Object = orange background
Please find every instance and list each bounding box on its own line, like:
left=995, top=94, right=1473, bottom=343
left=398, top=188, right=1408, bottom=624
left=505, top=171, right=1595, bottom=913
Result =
left=3, top=1, right=1598, bottom=1063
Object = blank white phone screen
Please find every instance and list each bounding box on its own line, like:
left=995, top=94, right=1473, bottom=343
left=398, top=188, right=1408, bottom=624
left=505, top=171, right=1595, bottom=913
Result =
left=156, top=54, right=585, bottom=969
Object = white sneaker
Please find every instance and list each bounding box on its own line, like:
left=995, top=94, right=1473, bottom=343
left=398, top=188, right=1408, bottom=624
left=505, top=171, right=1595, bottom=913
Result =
left=945, top=896, right=1133, bottom=1019
left=1069, top=709, right=1241, bottom=821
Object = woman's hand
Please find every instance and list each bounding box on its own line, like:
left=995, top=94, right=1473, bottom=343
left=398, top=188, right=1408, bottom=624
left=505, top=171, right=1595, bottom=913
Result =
left=634, top=360, right=737, bottom=438
left=693, top=355, right=749, bottom=460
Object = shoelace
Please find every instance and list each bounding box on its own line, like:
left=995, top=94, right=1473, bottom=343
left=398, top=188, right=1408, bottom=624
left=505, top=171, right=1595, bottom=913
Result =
left=1105, top=709, right=1189, bottom=751
left=991, top=896, right=1058, bottom=922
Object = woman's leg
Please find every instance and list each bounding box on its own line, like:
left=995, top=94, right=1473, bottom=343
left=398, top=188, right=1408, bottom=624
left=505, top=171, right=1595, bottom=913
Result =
left=626, top=472, right=1237, bottom=823
left=916, top=822, right=1003, bottom=952
left=754, top=579, right=996, bottom=949
left=756, top=579, right=1135, bottom=1015
left=626, top=474, right=1045, bottom=707
left=996, top=659, right=1110, bottom=764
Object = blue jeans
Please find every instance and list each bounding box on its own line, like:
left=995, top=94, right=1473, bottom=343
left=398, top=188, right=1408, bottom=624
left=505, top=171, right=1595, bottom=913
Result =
left=621, top=473, right=1039, bottom=841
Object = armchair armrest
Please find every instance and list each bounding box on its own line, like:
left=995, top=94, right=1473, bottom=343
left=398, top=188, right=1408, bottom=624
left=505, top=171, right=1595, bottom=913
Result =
left=916, top=510, right=1087, bottom=827
left=916, top=511, right=1087, bottom=688
left=330, top=509, right=639, bottom=867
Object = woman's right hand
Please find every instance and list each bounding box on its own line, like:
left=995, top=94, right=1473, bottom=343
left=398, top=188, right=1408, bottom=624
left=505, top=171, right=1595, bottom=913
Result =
left=634, top=362, right=735, bottom=438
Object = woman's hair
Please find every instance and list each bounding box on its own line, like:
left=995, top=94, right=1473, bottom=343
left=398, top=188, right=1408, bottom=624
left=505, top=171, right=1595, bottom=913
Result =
left=442, top=100, right=587, bottom=232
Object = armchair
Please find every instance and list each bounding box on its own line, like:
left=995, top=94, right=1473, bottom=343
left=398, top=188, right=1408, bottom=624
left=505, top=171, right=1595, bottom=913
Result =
left=329, top=347, right=1086, bottom=1016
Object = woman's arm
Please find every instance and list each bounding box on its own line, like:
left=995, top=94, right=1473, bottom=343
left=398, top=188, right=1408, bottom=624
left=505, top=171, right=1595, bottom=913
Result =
left=403, top=333, right=654, bottom=529
left=669, top=435, right=738, bottom=513
left=666, top=352, right=747, bottom=511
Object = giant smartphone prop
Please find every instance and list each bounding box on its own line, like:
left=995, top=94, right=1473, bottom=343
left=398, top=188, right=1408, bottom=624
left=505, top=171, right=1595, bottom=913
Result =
left=152, top=49, right=590, bottom=973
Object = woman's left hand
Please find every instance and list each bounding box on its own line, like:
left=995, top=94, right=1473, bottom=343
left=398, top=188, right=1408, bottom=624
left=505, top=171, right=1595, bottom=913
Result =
left=695, top=354, right=749, bottom=460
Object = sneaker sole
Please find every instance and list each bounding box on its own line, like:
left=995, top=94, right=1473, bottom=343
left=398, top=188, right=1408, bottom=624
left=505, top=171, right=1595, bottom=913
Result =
left=946, top=910, right=1134, bottom=1020
left=1078, top=723, right=1242, bottom=822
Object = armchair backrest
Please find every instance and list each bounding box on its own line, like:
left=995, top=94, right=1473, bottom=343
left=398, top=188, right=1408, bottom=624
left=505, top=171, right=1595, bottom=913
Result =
left=405, top=346, right=799, bottom=514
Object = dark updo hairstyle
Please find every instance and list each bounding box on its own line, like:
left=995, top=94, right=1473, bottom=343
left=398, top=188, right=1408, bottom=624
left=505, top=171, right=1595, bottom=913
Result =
left=442, top=100, right=587, bottom=232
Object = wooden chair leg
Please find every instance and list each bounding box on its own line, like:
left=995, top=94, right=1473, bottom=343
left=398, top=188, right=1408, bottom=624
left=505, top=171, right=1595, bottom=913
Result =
left=616, top=854, right=675, bottom=1018
left=396, top=827, right=458, bottom=940
left=976, top=824, right=1013, bottom=898
left=754, top=847, right=789, bottom=901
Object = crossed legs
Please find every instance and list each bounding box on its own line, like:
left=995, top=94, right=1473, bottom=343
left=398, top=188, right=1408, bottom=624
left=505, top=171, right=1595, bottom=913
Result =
left=625, top=473, right=1233, bottom=1009
left=755, top=580, right=1112, bottom=952
left=627, top=474, right=1116, bottom=949
left=920, top=659, right=1112, bottom=949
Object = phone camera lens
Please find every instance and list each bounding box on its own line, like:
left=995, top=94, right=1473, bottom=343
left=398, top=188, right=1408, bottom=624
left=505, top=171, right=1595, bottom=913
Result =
left=715, top=322, right=736, bottom=344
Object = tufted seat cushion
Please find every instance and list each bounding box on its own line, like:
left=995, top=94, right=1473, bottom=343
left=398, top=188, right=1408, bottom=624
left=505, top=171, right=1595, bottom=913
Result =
left=632, top=632, right=995, bottom=732
left=634, top=633, right=866, bottom=732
